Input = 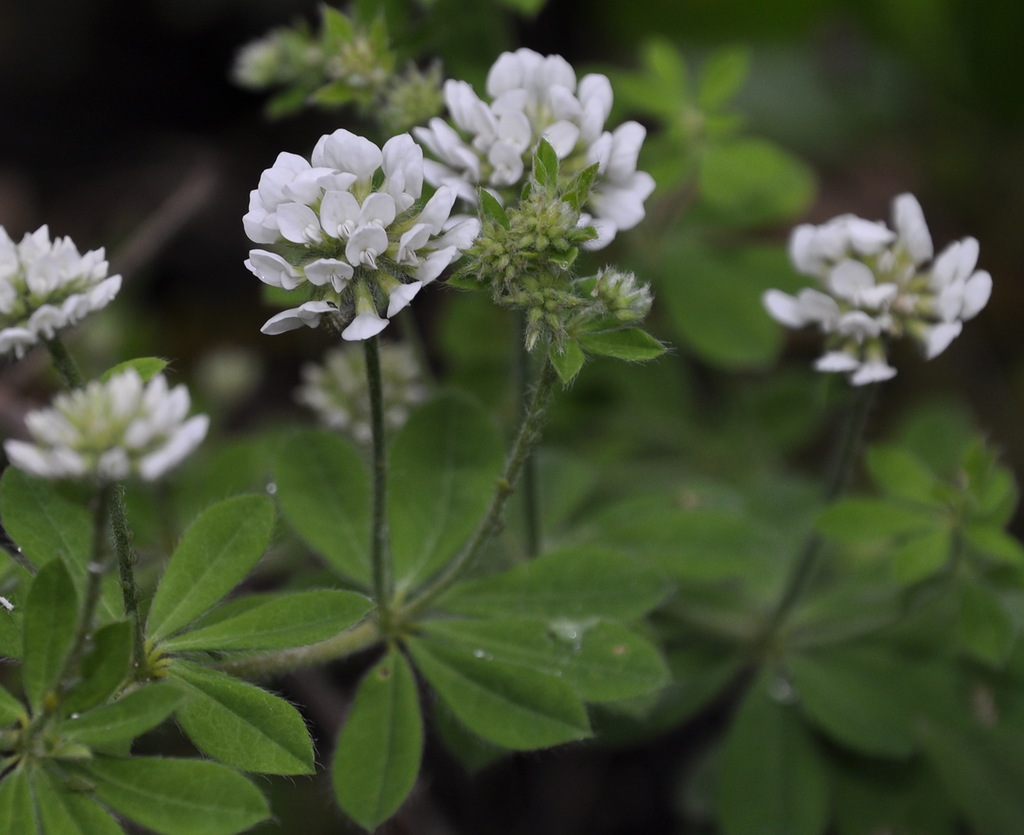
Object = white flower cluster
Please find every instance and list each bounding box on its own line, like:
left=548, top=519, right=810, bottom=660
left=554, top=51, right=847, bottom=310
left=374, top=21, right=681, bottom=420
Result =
left=296, top=343, right=426, bottom=444
left=763, top=194, right=992, bottom=385
left=4, top=370, right=209, bottom=483
left=244, top=129, right=478, bottom=340
left=413, top=48, right=655, bottom=250
left=0, top=226, right=121, bottom=360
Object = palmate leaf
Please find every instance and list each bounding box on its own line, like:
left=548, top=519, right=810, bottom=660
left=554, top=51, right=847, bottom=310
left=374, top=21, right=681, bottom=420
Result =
left=407, top=635, right=590, bottom=750
left=22, top=558, right=79, bottom=713
left=171, top=662, right=314, bottom=776
left=159, top=589, right=373, bottom=652
left=83, top=756, right=269, bottom=835
left=0, top=684, right=25, bottom=725
left=146, top=494, right=275, bottom=644
left=63, top=683, right=184, bottom=747
left=549, top=340, right=585, bottom=385
left=578, top=328, right=666, bottom=362
left=34, top=767, right=126, bottom=835
left=273, top=429, right=371, bottom=585
left=0, top=768, right=36, bottom=834
left=62, top=619, right=134, bottom=716
left=389, top=394, right=503, bottom=590
left=333, top=650, right=423, bottom=831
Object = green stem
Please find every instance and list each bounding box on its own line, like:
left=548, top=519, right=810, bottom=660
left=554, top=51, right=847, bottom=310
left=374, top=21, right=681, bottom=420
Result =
left=216, top=619, right=381, bottom=679
left=404, top=357, right=560, bottom=616
left=517, top=315, right=541, bottom=557
left=759, top=382, right=878, bottom=645
left=44, top=336, right=85, bottom=390
left=364, top=336, right=392, bottom=613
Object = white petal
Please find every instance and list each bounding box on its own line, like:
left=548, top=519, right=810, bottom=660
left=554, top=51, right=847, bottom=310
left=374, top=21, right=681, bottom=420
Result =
left=304, top=258, right=353, bottom=292
left=311, top=129, right=382, bottom=180
left=245, top=250, right=303, bottom=289
left=542, top=121, right=580, bottom=159
left=961, top=270, right=992, bottom=319
left=815, top=351, right=861, bottom=372
left=319, top=191, right=362, bottom=239
left=345, top=225, right=390, bottom=269
left=763, top=290, right=807, bottom=328
left=923, top=321, right=962, bottom=359
left=342, top=312, right=389, bottom=341
left=277, top=203, right=323, bottom=245
left=828, top=259, right=876, bottom=302
left=386, top=281, right=423, bottom=316
left=850, top=359, right=897, bottom=385
left=892, top=193, right=933, bottom=264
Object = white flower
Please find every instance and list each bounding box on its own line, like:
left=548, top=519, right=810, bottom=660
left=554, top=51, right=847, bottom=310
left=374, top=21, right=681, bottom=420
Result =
left=0, top=226, right=122, bottom=360
left=4, top=370, right=208, bottom=483
left=764, top=193, right=992, bottom=385
left=296, top=343, right=426, bottom=444
left=412, top=49, right=653, bottom=250
left=244, top=130, right=479, bottom=340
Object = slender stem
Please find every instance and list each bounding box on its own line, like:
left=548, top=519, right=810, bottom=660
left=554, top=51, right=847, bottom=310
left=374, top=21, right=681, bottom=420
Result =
left=517, top=316, right=541, bottom=558
left=110, top=485, right=146, bottom=669
left=44, top=336, right=84, bottom=390
left=759, top=382, right=878, bottom=644
left=364, top=336, right=392, bottom=611
left=216, top=619, right=381, bottom=679
left=404, top=358, right=560, bottom=615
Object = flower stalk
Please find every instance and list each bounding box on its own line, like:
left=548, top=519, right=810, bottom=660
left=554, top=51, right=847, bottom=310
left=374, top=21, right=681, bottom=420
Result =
left=364, top=335, right=393, bottom=616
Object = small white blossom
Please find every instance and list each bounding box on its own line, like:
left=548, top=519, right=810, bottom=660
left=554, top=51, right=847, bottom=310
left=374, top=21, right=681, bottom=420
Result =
left=0, top=226, right=122, bottom=360
left=244, top=130, right=478, bottom=340
left=764, top=193, right=992, bottom=385
left=412, top=48, right=655, bottom=250
left=296, top=343, right=426, bottom=444
left=4, top=370, right=208, bottom=483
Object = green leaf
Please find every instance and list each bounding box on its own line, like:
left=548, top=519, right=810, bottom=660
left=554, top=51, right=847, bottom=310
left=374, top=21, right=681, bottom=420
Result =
left=333, top=651, right=423, bottom=830
left=891, top=529, right=953, bottom=585
left=958, top=583, right=1016, bottom=665
left=657, top=243, right=796, bottom=369
left=389, top=394, right=503, bottom=589
left=146, top=494, right=275, bottom=644
left=34, top=768, right=125, bottom=835
left=408, top=636, right=590, bottom=750
left=440, top=546, right=667, bottom=621
left=1, top=468, right=89, bottom=573
left=0, top=685, right=25, bottom=725
left=422, top=618, right=669, bottom=703
left=100, top=357, right=168, bottom=383
left=716, top=674, right=828, bottom=835
left=23, top=558, right=79, bottom=713
left=0, top=768, right=37, bottom=835
left=321, top=5, right=355, bottom=41
left=274, top=429, right=371, bottom=584
left=495, top=0, right=548, bottom=13
left=310, top=80, right=360, bottom=108
left=533, top=139, right=559, bottom=188
left=549, top=340, right=585, bottom=385
left=63, top=684, right=183, bottom=747
left=479, top=188, right=510, bottom=229
left=62, top=620, right=134, bottom=716
left=866, top=444, right=941, bottom=506
left=0, top=606, right=22, bottom=659
left=171, top=662, right=313, bottom=775
left=159, top=589, right=372, bottom=652
left=698, top=137, right=815, bottom=228
left=964, top=523, right=1024, bottom=564
left=579, top=329, right=666, bottom=362
left=816, top=497, right=935, bottom=543
left=563, top=163, right=599, bottom=212
left=85, top=756, right=269, bottom=835
left=786, top=645, right=919, bottom=758
left=697, top=47, right=749, bottom=108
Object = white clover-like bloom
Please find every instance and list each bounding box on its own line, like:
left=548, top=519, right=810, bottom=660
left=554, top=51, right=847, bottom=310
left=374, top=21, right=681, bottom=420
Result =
left=412, top=48, right=655, bottom=250
left=764, top=193, right=992, bottom=385
left=4, top=370, right=209, bottom=484
left=296, top=343, right=426, bottom=444
left=0, top=226, right=122, bottom=360
left=244, top=129, right=478, bottom=340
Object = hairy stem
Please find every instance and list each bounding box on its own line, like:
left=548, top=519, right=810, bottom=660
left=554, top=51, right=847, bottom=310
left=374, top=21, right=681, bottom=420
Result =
left=518, top=316, right=541, bottom=558
left=44, top=336, right=85, bottom=390
left=759, top=382, right=878, bottom=645
left=364, top=336, right=392, bottom=615
left=404, top=357, right=560, bottom=616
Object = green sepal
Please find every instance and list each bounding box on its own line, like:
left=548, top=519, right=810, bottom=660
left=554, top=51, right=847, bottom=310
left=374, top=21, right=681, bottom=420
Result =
left=159, top=589, right=372, bottom=652
left=0, top=768, right=37, bottom=835
left=408, top=635, right=591, bottom=750
left=34, top=767, right=126, bottom=835
left=532, top=138, right=560, bottom=189
left=549, top=340, right=585, bottom=385
left=62, top=683, right=184, bottom=747
left=83, top=756, right=270, bottom=835
left=716, top=672, right=828, bottom=835
left=146, top=494, right=275, bottom=644
left=23, top=558, right=79, bottom=713
left=563, top=163, right=599, bottom=212
left=62, top=619, right=134, bottom=716
left=479, top=188, right=510, bottom=229
left=100, top=357, right=169, bottom=383
left=422, top=618, right=670, bottom=703
left=333, top=650, right=423, bottom=831
left=439, top=546, right=667, bottom=621
left=274, top=429, right=371, bottom=585
left=170, top=662, right=314, bottom=776
left=578, top=328, right=666, bottom=362
left=389, top=394, right=503, bottom=590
